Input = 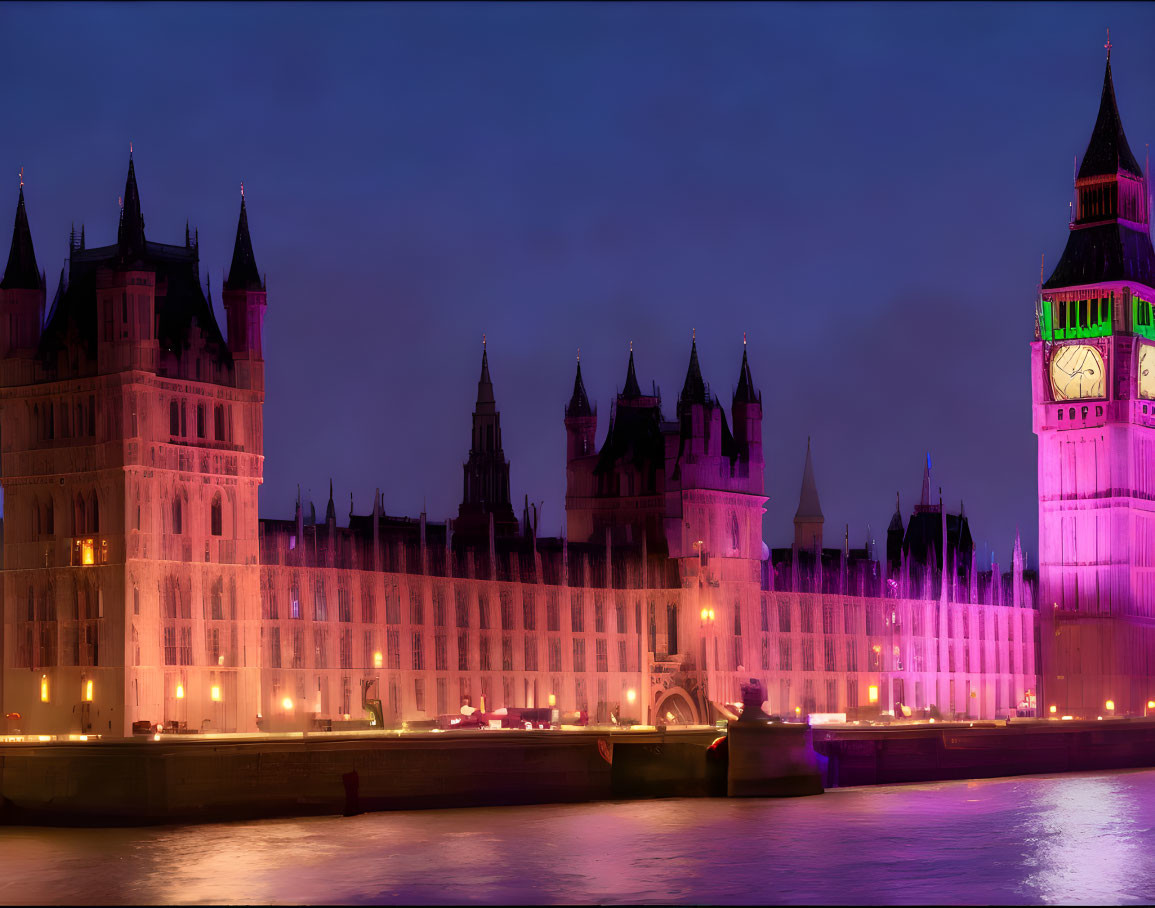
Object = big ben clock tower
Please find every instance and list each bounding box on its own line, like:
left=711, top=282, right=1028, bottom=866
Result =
left=1034, top=43, right=1155, bottom=717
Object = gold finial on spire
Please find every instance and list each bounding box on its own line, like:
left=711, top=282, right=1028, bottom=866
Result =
left=743, top=330, right=747, bottom=347
left=240, top=181, right=245, bottom=199
left=692, top=327, right=696, bottom=342
left=18, top=166, right=23, bottom=189
left=629, top=339, right=633, bottom=353
left=1105, top=27, right=1112, bottom=60
left=129, top=140, right=133, bottom=156
left=482, top=333, right=486, bottom=349
left=576, top=347, right=580, bottom=363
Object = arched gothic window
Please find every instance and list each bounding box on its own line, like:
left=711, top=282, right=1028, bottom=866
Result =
left=210, top=493, right=223, bottom=537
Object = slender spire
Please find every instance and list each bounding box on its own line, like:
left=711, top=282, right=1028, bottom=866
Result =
left=1078, top=49, right=1143, bottom=180
left=566, top=352, right=592, bottom=418
left=117, top=154, right=146, bottom=257
left=679, top=331, right=707, bottom=409
left=476, top=337, right=494, bottom=405
left=225, top=184, right=263, bottom=292
left=734, top=333, right=757, bottom=404
left=794, top=437, right=823, bottom=523
left=325, top=479, right=335, bottom=523
left=920, top=453, right=931, bottom=508
left=1, top=182, right=41, bottom=290
left=621, top=342, right=641, bottom=399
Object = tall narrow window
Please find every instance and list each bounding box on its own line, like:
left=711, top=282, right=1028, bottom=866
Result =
left=197, top=404, right=206, bottom=439
left=169, top=400, right=180, bottom=436
left=172, top=496, right=183, bottom=535
left=210, top=493, right=223, bottom=537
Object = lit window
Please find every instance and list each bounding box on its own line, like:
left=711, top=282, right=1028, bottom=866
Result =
left=40, top=675, right=49, bottom=702
left=211, top=685, right=221, bottom=702
left=867, top=685, right=879, bottom=704
left=83, top=679, right=93, bottom=702
left=175, top=684, right=185, bottom=700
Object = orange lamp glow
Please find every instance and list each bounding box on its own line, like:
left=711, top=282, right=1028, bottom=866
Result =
left=175, top=684, right=185, bottom=699
left=81, top=538, right=95, bottom=566
left=40, top=675, right=49, bottom=702
left=1106, top=699, right=1115, bottom=711
left=626, top=689, right=636, bottom=704
left=83, top=680, right=93, bottom=702
left=547, top=694, right=556, bottom=707
left=868, top=685, right=879, bottom=704
left=1049, top=704, right=1057, bottom=714
left=210, top=685, right=221, bottom=702
left=373, top=651, right=383, bottom=669
left=282, top=697, right=293, bottom=711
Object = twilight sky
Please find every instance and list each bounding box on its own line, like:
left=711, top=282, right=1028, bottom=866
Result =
left=3, top=2, right=1155, bottom=566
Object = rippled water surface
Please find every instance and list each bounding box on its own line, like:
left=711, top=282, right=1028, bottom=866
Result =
left=4, top=769, right=1155, bottom=904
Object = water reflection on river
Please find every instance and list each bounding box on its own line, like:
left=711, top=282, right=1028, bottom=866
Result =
left=3, top=769, right=1155, bottom=905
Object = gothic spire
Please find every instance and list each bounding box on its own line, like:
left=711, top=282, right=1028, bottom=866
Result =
left=117, top=153, right=146, bottom=257
left=679, top=331, right=707, bottom=410
left=1, top=183, right=41, bottom=291
left=920, top=453, right=932, bottom=508
left=1078, top=53, right=1144, bottom=180
left=566, top=353, right=592, bottom=418
left=477, top=336, right=494, bottom=405
left=325, top=478, right=335, bottom=523
left=794, top=438, right=823, bottom=524
left=225, top=184, right=263, bottom=292
left=621, top=342, right=641, bottom=399
left=733, top=333, right=757, bottom=404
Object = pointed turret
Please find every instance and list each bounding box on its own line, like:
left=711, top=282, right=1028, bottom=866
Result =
left=225, top=186, right=263, bottom=292
left=621, top=343, right=641, bottom=399
left=477, top=337, right=495, bottom=406
left=677, top=332, right=707, bottom=414
left=117, top=154, right=146, bottom=258
left=459, top=338, right=518, bottom=539
left=566, top=355, right=592, bottom=419
left=793, top=438, right=824, bottom=551
left=325, top=479, right=336, bottom=524
left=733, top=335, right=757, bottom=404
left=920, top=454, right=931, bottom=509
left=1078, top=55, right=1143, bottom=180
left=222, top=185, right=267, bottom=384
left=2, top=186, right=42, bottom=291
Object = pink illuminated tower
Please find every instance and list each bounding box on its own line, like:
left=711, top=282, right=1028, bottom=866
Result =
left=1034, top=46, right=1155, bottom=717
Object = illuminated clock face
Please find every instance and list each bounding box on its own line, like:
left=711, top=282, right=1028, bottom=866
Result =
left=1050, top=344, right=1105, bottom=400
left=1140, top=345, right=1155, bottom=400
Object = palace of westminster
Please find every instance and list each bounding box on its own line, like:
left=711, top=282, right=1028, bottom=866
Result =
left=2, top=50, right=1153, bottom=736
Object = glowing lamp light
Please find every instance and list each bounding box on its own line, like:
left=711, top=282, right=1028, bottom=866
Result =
left=83, top=680, right=93, bottom=702
left=626, top=689, right=637, bottom=704
left=81, top=538, right=95, bottom=566
left=708, top=608, right=715, bottom=621
left=867, top=685, right=880, bottom=704
left=547, top=694, right=556, bottom=707
left=1049, top=705, right=1057, bottom=714
left=210, top=685, right=221, bottom=702
left=1148, top=701, right=1155, bottom=710
left=175, top=684, right=185, bottom=699
left=40, top=675, right=49, bottom=703
left=1106, top=699, right=1115, bottom=711
left=373, top=651, right=383, bottom=669
left=282, top=697, right=293, bottom=711
left=217, top=655, right=224, bottom=666
left=794, top=706, right=802, bottom=716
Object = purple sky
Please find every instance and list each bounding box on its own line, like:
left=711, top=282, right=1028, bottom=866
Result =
left=4, top=2, right=1155, bottom=566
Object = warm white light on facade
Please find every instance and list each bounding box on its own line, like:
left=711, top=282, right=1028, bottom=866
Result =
left=40, top=675, right=49, bottom=702
left=83, top=680, right=93, bottom=702
left=1049, top=704, right=1057, bottom=714
left=373, top=651, right=383, bottom=669
left=1106, top=699, right=1115, bottom=711
left=175, top=684, right=185, bottom=699
left=868, top=685, right=879, bottom=704
left=282, top=697, right=293, bottom=711
left=211, top=685, right=221, bottom=702
left=626, top=689, right=636, bottom=704
left=547, top=694, right=556, bottom=707
left=81, top=538, right=95, bottom=566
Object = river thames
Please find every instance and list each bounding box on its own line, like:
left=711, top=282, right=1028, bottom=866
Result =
left=2, top=769, right=1154, bottom=905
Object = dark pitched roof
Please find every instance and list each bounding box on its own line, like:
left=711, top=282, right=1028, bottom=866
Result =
left=621, top=347, right=642, bottom=399
left=224, top=191, right=263, bottom=292
left=566, top=358, right=592, bottom=418
left=1, top=187, right=42, bottom=291
left=1078, top=58, right=1144, bottom=180
left=678, top=337, right=707, bottom=413
left=733, top=342, right=757, bottom=404
left=1043, top=221, right=1155, bottom=289
left=117, top=157, right=146, bottom=260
